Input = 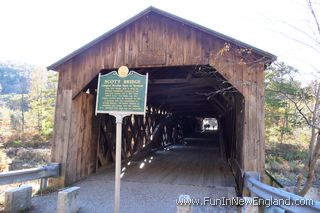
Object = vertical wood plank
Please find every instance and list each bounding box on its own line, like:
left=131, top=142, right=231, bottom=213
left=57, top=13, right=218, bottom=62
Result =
left=242, top=63, right=250, bottom=172
left=50, top=89, right=72, bottom=187
left=66, top=93, right=81, bottom=184
left=256, top=65, right=265, bottom=175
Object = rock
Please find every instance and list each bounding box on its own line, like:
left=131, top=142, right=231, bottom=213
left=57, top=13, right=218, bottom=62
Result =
left=177, top=194, right=192, bottom=213
left=57, top=187, right=80, bottom=213
left=4, top=185, right=32, bottom=213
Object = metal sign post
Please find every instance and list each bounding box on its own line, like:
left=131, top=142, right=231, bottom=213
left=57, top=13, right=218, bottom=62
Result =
left=114, top=114, right=126, bottom=213
left=95, top=66, right=148, bottom=213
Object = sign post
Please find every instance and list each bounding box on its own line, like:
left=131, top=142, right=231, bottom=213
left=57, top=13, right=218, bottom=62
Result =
left=114, top=114, right=123, bottom=213
left=95, top=66, right=148, bottom=213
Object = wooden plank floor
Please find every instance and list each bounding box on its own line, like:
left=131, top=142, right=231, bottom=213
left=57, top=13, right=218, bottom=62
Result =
left=102, top=135, right=236, bottom=188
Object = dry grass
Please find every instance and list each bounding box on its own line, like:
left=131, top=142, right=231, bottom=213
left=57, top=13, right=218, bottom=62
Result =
left=266, top=139, right=320, bottom=187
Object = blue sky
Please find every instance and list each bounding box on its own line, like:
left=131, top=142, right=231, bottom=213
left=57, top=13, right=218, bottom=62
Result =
left=0, top=0, right=319, bottom=82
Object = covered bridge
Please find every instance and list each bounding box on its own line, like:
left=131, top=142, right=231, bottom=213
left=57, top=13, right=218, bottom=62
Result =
left=48, top=7, right=276, bottom=194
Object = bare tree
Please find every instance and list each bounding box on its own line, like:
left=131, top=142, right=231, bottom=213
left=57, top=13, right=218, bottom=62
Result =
left=268, top=63, right=320, bottom=195
left=289, top=0, right=320, bottom=196
left=268, top=0, right=320, bottom=196
left=294, top=81, right=320, bottom=196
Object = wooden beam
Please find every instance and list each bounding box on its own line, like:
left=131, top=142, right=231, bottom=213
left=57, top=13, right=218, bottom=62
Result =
left=210, top=96, right=229, bottom=112
left=169, top=107, right=223, bottom=115
left=172, top=110, right=219, bottom=117
left=169, top=106, right=214, bottom=110
left=174, top=112, right=219, bottom=117
left=152, top=96, right=208, bottom=104
left=148, top=87, right=213, bottom=96
left=150, top=78, right=189, bottom=84
left=150, top=78, right=218, bottom=85
left=169, top=106, right=217, bottom=112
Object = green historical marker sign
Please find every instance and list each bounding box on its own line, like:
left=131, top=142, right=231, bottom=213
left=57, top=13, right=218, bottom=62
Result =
left=95, top=66, right=148, bottom=213
left=95, top=69, right=148, bottom=115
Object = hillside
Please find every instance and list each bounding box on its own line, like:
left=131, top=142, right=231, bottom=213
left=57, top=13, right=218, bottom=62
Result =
left=0, top=61, right=34, bottom=94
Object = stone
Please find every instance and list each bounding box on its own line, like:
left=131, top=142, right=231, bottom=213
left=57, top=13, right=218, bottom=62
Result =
left=265, top=206, right=285, bottom=213
left=241, top=197, right=258, bottom=213
left=4, top=185, right=32, bottom=213
left=177, top=194, right=192, bottom=213
left=57, top=187, right=80, bottom=213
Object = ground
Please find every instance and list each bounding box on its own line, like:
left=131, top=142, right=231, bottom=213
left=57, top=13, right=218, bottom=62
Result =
left=1, top=131, right=319, bottom=211
left=31, top=139, right=238, bottom=213
left=31, top=173, right=237, bottom=213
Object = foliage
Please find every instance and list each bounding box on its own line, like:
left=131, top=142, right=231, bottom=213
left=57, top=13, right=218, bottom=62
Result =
left=0, top=61, right=58, bottom=144
left=264, top=61, right=320, bottom=191
left=265, top=62, right=309, bottom=143
left=28, top=68, right=57, bottom=138
left=41, top=72, right=58, bottom=138
left=5, top=147, right=51, bottom=170
left=4, top=132, right=50, bottom=149
left=8, top=139, right=22, bottom=148
left=268, top=0, right=320, bottom=195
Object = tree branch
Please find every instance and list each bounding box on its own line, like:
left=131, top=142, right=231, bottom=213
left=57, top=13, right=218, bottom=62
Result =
left=307, top=0, right=320, bottom=36
left=267, top=88, right=320, bottom=130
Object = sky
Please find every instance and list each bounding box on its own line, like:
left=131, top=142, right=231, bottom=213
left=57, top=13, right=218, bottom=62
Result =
left=0, top=0, right=319, bottom=82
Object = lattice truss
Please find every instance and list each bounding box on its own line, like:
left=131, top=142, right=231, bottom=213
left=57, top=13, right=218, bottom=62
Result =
left=96, top=106, right=183, bottom=167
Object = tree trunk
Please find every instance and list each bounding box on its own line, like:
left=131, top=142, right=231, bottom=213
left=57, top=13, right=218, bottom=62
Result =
left=296, top=82, right=320, bottom=196
left=21, top=93, right=25, bottom=134
left=298, top=131, right=320, bottom=196
left=280, top=116, right=285, bottom=144
left=307, top=83, right=320, bottom=162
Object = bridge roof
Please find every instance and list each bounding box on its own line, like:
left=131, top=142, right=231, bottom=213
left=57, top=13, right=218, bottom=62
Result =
left=48, top=6, right=276, bottom=70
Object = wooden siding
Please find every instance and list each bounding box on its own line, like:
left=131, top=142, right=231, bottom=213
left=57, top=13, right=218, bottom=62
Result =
left=55, top=13, right=267, bottom=97
left=51, top=92, right=96, bottom=186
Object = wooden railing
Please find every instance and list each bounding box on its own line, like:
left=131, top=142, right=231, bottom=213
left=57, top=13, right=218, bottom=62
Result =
left=0, top=163, right=60, bottom=190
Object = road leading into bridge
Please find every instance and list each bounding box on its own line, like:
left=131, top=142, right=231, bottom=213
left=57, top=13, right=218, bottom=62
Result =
left=32, top=134, right=238, bottom=212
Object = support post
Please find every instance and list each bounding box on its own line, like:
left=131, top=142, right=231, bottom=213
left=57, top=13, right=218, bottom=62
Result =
left=40, top=177, right=48, bottom=191
left=114, top=114, right=126, bottom=213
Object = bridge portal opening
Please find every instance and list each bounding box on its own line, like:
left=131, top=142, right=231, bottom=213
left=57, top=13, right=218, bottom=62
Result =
left=202, top=118, right=218, bottom=131
left=81, top=65, right=244, bottom=191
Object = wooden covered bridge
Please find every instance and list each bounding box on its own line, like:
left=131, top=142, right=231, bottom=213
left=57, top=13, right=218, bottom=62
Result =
left=48, top=7, right=276, bottom=195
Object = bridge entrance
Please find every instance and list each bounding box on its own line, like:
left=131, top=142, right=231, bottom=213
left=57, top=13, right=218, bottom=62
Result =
left=75, top=65, right=243, bottom=192
left=49, top=7, right=275, bottom=194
